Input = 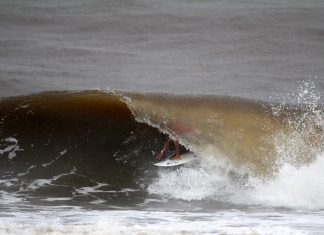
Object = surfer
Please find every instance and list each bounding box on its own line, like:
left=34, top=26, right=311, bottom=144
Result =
left=156, top=137, right=180, bottom=160
left=156, top=121, right=191, bottom=161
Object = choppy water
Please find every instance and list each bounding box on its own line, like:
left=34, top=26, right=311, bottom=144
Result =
left=1, top=0, right=324, bottom=100
left=1, top=0, right=324, bottom=234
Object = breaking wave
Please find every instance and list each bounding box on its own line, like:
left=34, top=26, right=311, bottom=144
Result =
left=0, top=82, right=323, bottom=210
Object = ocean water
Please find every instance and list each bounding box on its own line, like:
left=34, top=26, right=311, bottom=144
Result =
left=1, top=0, right=324, bottom=234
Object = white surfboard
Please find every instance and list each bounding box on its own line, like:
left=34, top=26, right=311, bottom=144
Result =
left=154, top=152, right=197, bottom=167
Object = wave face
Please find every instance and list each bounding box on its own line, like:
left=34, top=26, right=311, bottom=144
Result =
left=0, top=88, right=324, bottom=210
left=0, top=91, right=167, bottom=207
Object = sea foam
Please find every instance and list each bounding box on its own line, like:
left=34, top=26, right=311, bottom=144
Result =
left=234, top=153, right=324, bottom=210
